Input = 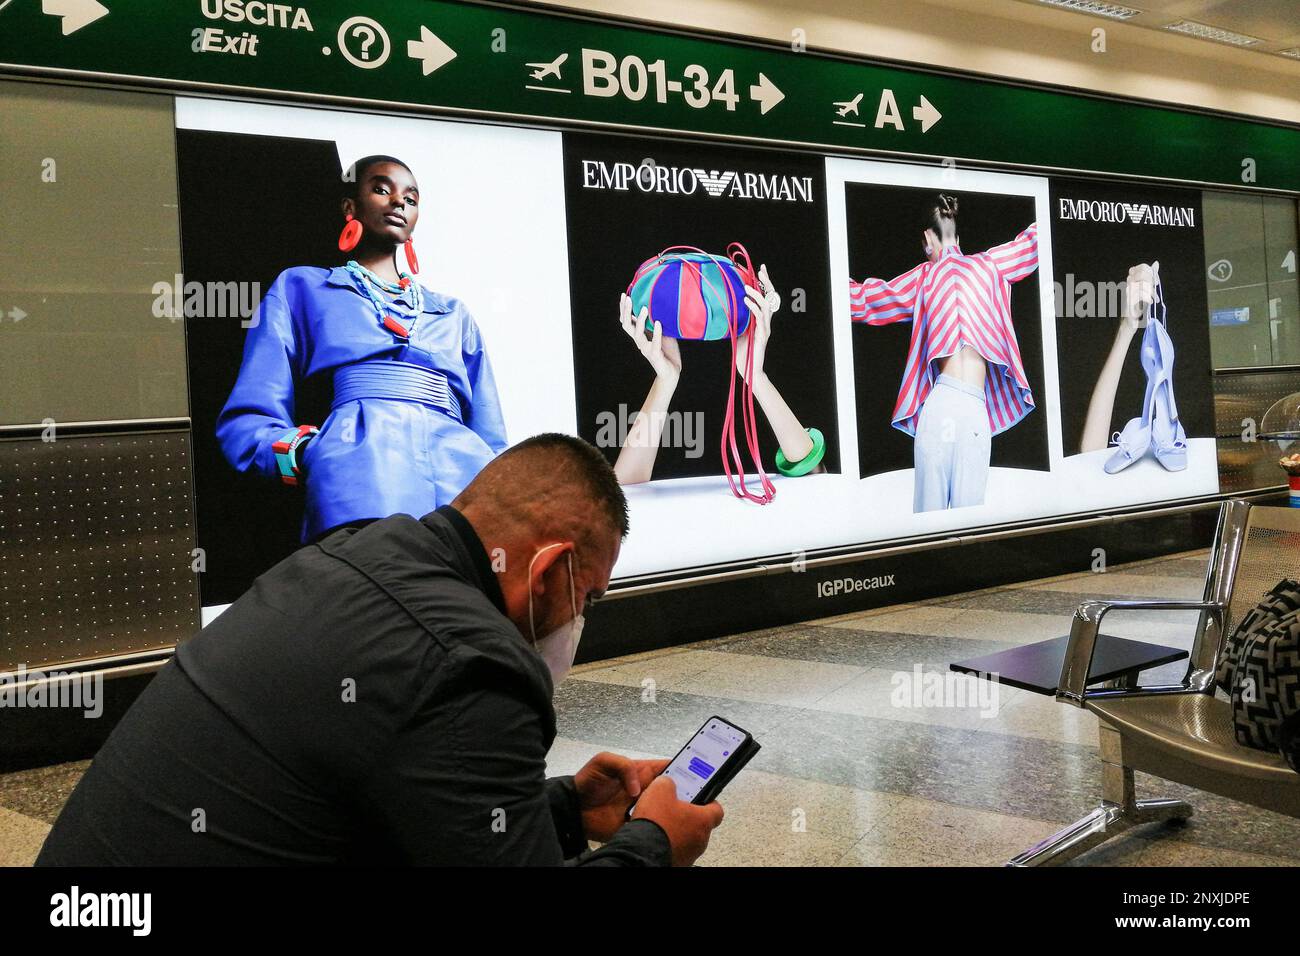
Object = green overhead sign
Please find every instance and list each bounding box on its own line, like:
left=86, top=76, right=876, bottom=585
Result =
left=1, top=0, right=1297, bottom=191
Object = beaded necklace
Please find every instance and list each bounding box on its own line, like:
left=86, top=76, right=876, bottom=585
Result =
left=344, top=260, right=424, bottom=334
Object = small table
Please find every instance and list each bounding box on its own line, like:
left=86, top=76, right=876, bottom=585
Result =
left=949, top=634, right=1189, bottom=695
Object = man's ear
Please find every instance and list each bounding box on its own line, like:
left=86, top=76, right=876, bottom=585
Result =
left=529, top=542, right=575, bottom=596
left=341, top=197, right=356, bottom=219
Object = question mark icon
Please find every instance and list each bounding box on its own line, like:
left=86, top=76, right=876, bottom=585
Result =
left=337, top=16, right=390, bottom=69
left=354, top=24, right=376, bottom=60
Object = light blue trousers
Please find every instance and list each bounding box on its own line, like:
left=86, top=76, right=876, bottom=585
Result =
left=913, top=374, right=991, bottom=513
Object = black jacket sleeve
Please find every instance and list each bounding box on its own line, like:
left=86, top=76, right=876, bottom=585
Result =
left=357, top=654, right=670, bottom=866
left=567, top=820, right=673, bottom=867
left=547, top=776, right=673, bottom=867
left=545, top=776, right=588, bottom=858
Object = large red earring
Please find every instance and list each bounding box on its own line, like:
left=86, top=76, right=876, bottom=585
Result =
left=338, top=214, right=363, bottom=252
left=404, top=239, right=420, bottom=275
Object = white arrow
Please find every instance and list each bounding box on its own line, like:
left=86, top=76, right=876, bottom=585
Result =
left=913, top=95, right=942, bottom=133
left=9, top=307, right=26, bottom=322
left=407, top=25, right=457, bottom=76
left=41, top=0, right=108, bottom=36
left=749, top=73, right=784, bottom=115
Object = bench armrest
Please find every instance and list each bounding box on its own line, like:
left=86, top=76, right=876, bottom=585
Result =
left=1055, top=599, right=1223, bottom=707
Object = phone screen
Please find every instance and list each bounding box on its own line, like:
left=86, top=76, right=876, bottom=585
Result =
left=661, top=718, right=748, bottom=804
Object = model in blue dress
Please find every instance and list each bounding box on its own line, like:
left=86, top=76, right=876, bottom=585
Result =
left=217, top=155, right=508, bottom=542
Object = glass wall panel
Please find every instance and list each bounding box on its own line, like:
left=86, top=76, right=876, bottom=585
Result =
left=0, top=80, right=187, bottom=425
left=1204, top=190, right=1300, bottom=369
left=1264, top=196, right=1300, bottom=365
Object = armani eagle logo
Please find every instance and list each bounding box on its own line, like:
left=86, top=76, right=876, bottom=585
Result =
left=693, top=170, right=736, bottom=197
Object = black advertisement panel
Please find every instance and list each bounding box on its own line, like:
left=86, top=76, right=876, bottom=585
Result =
left=561, top=132, right=841, bottom=483
left=178, top=128, right=345, bottom=606
left=1049, top=178, right=1215, bottom=480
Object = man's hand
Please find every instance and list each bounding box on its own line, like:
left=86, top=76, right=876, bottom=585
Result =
left=631, top=775, right=725, bottom=866
left=574, top=752, right=668, bottom=843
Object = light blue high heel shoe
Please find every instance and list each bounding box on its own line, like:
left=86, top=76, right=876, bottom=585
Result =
left=1148, top=284, right=1187, bottom=471
left=1106, top=277, right=1164, bottom=473
left=1104, top=347, right=1157, bottom=474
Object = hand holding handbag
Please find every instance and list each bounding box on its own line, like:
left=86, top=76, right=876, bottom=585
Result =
left=626, top=243, right=775, bottom=504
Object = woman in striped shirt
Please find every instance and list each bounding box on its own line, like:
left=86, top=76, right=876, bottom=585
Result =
left=849, top=195, right=1039, bottom=512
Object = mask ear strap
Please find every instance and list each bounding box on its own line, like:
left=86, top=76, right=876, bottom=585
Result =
left=567, top=552, right=578, bottom=619
left=527, top=542, right=567, bottom=645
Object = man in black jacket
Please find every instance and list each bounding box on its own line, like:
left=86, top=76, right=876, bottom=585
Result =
left=38, top=434, right=722, bottom=865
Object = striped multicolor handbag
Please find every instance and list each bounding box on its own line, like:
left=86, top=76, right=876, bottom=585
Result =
left=627, top=244, right=756, bottom=341
left=625, top=243, right=775, bottom=504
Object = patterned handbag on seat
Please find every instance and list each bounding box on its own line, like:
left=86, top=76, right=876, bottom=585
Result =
left=1215, top=578, right=1300, bottom=693
left=625, top=243, right=774, bottom=504
left=1221, top=579, right=1300, bottom=770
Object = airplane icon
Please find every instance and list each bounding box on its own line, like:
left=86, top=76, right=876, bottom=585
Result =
left=835, top=93, right=863, bottom=117
left=527, top=53, right=568, bottom=81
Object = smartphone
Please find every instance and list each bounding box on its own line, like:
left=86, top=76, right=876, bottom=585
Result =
left=630, top=716, right=760, bottom=816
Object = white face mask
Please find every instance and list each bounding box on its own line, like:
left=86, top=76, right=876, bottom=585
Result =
left=527, top=544, right=585, bottom=687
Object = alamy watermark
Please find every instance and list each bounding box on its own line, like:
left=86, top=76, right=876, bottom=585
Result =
left=891, top=665, right=1001, bottom=718
left=151, top=275, right=262, bottom=327
left=0, top=665, right=103, bottom=718
left=1054, top=274, right=1142, bottom=321
left=594, top=404, right=704, bottom=458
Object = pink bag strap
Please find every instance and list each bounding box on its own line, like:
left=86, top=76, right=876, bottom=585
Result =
left=720, top=241, right=774, bottom=505
left=727, top=242, right=758, bottom=288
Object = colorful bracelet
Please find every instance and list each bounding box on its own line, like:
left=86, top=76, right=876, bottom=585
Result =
left=775, top=427, right=826, bottom=478
left=271, top=424, right=319, bottom=486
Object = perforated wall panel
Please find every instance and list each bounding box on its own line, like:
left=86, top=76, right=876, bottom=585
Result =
left=1214, top=369, right=1300, bottom=493
left=0, top=431, right=199, bottom=671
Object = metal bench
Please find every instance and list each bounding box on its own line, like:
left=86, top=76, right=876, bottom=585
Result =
left=1010, top=499, right=1300, bottom=866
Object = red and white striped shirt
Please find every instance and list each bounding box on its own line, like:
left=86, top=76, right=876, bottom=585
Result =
left=849, top=223, right=1039, bottom=437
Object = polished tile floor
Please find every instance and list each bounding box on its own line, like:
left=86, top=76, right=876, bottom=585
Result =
left=547, top=548, right=1300, bottom=867
left=3, top=548, right=1298, bottom=866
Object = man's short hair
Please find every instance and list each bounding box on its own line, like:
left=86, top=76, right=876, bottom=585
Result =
left=459, top=434, right=629, bottom=540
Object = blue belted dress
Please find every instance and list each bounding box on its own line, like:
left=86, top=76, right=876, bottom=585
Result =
left=217, top=266, right=508, bottom=542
